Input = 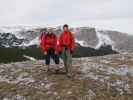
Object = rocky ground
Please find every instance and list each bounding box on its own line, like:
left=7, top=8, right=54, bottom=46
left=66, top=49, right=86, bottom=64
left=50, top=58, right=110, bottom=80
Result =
left=0, top=53, right=133, bottom=100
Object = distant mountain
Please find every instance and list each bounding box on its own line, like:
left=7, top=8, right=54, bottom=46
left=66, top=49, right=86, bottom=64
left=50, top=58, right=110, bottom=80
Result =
left=0, top=26, right=132, bottom=52
left=0, top=26, right=133, bottom=63
left=74, top=27, right=133, bottom=53
left=0, top=33, right=24, bottom=47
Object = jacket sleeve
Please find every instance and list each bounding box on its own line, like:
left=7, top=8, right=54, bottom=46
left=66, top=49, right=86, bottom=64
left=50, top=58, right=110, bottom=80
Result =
left=59, top=33, right=63, bottom=47
left=54, top=34, right=58, bottom=51
left=40, top=32, right=48, bottom=52
left=39, top=32, right=43, bottom=48
left=55, top=37, right=61, bottom=52
left=42, top=36, right=48, bottom=52
left=40, top=33, right=45, bottom=51
left=51, top=33, right=60, bottom=53
left=70, top=33, right=75, bottom=51
left=40, top=32, right=43, bottom=40
left=54, top=34, right=57, bottom=46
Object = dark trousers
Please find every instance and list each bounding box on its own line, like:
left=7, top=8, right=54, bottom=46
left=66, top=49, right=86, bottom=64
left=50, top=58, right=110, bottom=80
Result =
left=45, top=49, right=59, bottom=65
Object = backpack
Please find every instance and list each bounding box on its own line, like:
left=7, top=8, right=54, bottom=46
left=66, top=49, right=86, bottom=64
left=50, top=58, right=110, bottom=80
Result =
left=44, top=33, right=56, bottom=40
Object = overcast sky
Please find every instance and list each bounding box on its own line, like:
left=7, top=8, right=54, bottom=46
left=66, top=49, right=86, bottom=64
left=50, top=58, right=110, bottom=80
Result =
left=0, top=0, right=133, bottom=34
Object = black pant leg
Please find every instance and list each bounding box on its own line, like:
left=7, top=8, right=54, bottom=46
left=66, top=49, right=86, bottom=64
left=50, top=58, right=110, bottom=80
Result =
left=54, top=54, right=60, bottom=64
left=45, top=51, right=51, bottom=65
left=51, top=51, right=59, bottom=64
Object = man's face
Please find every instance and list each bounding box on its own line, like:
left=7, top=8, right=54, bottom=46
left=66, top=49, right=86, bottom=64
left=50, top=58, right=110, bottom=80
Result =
left=63, top=27, right=69, bottom=32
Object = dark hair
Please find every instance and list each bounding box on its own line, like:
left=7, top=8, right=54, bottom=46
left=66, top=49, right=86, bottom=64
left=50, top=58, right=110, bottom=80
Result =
left=40, top=28, right=47, bottom=32
left=63, top=24, right=69, bottom=28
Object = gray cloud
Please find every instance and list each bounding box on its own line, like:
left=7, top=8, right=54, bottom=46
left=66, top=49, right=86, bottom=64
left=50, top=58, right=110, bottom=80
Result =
left=0, top=0, right=133, bottom=34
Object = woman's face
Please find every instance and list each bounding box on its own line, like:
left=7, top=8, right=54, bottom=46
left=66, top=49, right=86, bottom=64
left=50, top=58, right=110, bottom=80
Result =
left=47, top=29, right=53, bottom=33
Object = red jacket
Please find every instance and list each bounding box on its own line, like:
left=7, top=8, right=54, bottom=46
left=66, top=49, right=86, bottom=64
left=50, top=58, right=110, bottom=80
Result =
left=40, top=33, right=59, bottom=52
left=59, top=31, right=75, bottom=52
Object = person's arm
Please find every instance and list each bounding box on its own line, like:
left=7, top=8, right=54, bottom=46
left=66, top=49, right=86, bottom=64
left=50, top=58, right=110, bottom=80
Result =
left=54, top=34, right=58, bottom=46
left=58, top=33, right=64, bottom=53
left=40, top=35, right=47, bottom=55
left=70, top=33, right=75, bottom=53
left=39, top=32, right=43, bottom=48
left=40, top=32, right=43, bottom=40
left=43, top=35, right=48, bottom=53
left=59, top=33, right=63, bottom=47
left=53, top=34, right=58, bottom=54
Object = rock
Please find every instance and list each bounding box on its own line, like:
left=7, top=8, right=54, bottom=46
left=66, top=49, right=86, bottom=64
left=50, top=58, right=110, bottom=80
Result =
left=0, top=54, right=133, bottom=99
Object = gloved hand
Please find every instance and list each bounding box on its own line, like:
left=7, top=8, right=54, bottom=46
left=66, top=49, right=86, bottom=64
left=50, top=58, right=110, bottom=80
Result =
left=59, top=51, right=62, bottom=55
left=70, top=49, right=74, bottom=54
left=55, top=51, right=58, bottom=55
left=44, top=51, right=47, bottom=55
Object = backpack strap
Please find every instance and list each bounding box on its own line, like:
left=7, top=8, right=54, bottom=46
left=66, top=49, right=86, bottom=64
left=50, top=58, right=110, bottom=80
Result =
left=40, top=32, right=45, bottom=40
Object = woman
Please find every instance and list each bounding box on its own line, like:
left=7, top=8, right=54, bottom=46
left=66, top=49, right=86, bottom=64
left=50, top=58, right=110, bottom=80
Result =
left=40, top=28, right=60, bottom=72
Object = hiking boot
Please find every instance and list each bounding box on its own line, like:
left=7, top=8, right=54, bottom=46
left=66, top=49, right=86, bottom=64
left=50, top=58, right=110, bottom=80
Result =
left=66, top=73, right=72, bottom=78
left=46, top=65, right=50, bottom=72
left=55, top=64, right=60, bottom=73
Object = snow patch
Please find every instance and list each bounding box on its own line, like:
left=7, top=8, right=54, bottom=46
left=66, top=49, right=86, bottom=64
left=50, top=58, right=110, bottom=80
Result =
left=95, top=29, right=114, bottom=49
left=20, top=37, right=40, bottom=47
left=0, top=74, right=35, bottom=84
left=76, top=39, right=88, bottom=47
left=80, top=58, right=133, bottom=94
left=23, top=55, right=37, bottom=62
left=3, top=94, right=26, bottom=100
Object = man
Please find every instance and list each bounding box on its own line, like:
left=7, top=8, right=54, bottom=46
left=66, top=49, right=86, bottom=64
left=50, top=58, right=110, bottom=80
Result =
left=59, top=24, right=75, bottom=77
left=40, top=28, right=60, bottom=72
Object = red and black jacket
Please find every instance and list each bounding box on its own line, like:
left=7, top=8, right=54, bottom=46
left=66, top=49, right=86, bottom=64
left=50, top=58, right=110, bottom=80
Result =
left=40, top=32, right=59, bottom=52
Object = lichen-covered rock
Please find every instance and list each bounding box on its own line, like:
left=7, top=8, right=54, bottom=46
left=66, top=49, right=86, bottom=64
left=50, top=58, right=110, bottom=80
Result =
left=0, top=54, right=133, bottom=100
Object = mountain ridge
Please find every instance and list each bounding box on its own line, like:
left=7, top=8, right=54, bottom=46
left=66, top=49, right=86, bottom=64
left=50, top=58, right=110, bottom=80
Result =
left=0, top=26, right=132, bottom=53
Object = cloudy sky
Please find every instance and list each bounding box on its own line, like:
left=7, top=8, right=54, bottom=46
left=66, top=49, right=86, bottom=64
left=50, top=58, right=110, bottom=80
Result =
left=0, top=0, right=133, bottom=34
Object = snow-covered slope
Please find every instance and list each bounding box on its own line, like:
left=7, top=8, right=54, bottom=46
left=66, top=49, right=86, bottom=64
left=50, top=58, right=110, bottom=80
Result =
left=21, top=37, right=40, bottom=47
left=74, top=27, right=133, bottom=53
left=95, top=29, right=114, bottom=49
left=0, top=26, right=41, bottom=47
left=0, top=33, right=24, bottom=47
left=0, top=26, right=133, bottom=53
